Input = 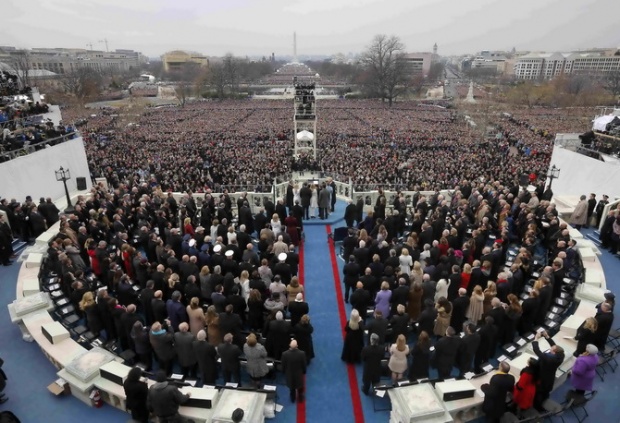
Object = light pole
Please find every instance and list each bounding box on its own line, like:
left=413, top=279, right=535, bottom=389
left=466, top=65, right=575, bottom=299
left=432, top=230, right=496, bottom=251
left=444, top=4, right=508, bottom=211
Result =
left=547, top=164, right=560, bottom=190
left=55, top=166, right=74, bottom=213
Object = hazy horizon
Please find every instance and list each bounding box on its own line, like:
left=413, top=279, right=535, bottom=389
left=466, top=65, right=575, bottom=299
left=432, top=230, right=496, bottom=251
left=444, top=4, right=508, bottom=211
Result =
left=3, top=0, right=619, bottom=58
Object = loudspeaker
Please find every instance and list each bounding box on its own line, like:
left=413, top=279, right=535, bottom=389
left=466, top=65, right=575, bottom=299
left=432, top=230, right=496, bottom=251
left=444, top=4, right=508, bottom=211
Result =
left=76, top=177, right=87, bottom=190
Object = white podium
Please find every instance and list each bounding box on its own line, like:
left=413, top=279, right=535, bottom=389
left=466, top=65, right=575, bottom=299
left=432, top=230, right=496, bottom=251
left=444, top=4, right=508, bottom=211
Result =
left=388, top=383, right=453, bottom=423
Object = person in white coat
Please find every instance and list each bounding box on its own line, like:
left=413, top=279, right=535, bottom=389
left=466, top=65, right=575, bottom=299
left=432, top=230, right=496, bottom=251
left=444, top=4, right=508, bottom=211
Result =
left=399, top=249, right=413, bottom=276
left=309, top=185, right=318, bottom=218
left=434, top=278, right=450, bottom=302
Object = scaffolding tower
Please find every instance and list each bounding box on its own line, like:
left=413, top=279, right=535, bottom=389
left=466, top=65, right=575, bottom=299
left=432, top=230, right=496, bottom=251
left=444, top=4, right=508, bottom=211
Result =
left=293, top=79, right=317, bottom=159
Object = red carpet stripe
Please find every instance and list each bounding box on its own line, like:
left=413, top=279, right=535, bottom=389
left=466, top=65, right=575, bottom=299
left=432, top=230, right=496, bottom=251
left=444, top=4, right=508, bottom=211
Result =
left=326, top=225, right=365, bottom=423
left=296, top=240, right=306, bottom=423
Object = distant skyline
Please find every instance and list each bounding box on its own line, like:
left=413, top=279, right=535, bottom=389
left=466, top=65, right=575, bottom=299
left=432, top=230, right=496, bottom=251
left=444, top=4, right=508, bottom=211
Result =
left=3, top=0, right=619, bottom=58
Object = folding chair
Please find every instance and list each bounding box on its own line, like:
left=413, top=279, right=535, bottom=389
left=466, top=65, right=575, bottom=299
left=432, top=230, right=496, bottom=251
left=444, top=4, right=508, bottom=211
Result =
left=596, top=347, right=618, bottom=381
left=542, top=397, right=572, bottom=423
left=565, top=390, right=597, bottom=423
left=607, top=327, right=620, bottom=348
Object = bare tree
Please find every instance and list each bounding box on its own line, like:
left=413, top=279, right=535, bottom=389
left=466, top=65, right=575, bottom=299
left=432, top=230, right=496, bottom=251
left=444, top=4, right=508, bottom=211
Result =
left=173, top=62, right=201, bottom=106
left=60, top=67, right=103, bottom=104
left=10, top=51, right=32, bottom=89
left=223, top=53, right=241, bottom=96
left=604, top=69, right=620, bottom=98
left=359, top=34, right=408, bottom=106
left=209, top=63, right=227, bottom=100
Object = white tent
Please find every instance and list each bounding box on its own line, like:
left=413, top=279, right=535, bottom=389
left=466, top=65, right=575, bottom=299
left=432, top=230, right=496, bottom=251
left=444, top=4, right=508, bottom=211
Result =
left=296, top=130, right=314, bottom=141
left=592, top=115, right=615, bottom=132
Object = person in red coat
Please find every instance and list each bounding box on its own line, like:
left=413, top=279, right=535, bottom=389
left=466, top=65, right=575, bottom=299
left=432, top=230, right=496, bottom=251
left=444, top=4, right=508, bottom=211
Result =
left=284, top=215, right=300, bottom=247
left=513, top=357, right=539, bottom=414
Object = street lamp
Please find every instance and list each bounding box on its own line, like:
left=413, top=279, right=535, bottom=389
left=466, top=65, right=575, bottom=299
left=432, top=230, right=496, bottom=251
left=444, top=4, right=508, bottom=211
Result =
left=547, top=164, right=561, bottom=190
left=55, top=166, right=74, bottom=213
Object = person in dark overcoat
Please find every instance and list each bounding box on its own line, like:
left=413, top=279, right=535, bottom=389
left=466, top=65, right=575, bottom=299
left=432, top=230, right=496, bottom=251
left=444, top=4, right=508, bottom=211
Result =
left=193, top=330, right=218, bottom=385
left=408, top=331, right=431, bottom=380
left=532, top=331, right=564, bottom=409
left=266, top=311, right=291, bottom=360
left=218, top=333, right=242, bottom=384
left=174, top=323, right=197, bottom=378
left=341, top=309, right=365, bottom=363
left=293, top=314, right=315, bottom=364
left=481, top=362, right=516, bottom=422
left=432, top=326, right=461, bottom=379
left=344, top=199, right=357, bottom=228
left=123, top=366, right=149, bottom=423
left=299, top=183, right=312, bottom=220
left=281, top=340, right=307, bottom=403
left=361, top=333, right=385, bottom=395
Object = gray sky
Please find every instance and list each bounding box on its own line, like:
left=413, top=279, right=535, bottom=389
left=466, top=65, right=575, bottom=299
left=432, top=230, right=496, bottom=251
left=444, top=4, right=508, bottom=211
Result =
left=3, top=0, right=619, bottom=58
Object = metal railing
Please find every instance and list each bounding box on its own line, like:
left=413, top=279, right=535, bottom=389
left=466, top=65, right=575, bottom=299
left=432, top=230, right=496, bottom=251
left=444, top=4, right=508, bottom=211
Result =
left=0, top=132, right=79, bottom=162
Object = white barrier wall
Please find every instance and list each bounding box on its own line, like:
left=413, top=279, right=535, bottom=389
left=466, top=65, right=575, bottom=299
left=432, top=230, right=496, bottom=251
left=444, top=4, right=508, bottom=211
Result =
left=549, top=145, right=620, bottom=200
left=0, top=137, right=92, bottom=201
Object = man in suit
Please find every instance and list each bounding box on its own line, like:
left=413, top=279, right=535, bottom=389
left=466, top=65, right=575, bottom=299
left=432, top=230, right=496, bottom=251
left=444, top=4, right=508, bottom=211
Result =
left=551, top=258, right=566, bottom=300
left=147, top=370, right=191, bottom=422
left=451, top=288, right=470, bottom=337
left=481, top=361, right=515, bottom=422
left=532, top=330, right=564, bottom=410
left=343, top=255, right=360, bottom=303
left=486, top=297, right=506, bottom=346
left=218, top=333, right=242, bottom=384
left=366, top=310, right=389, bottom=345
left=594, top=302, right=614, bottom=350
left=390, top=278, right=409, bottom=316
left=458, top=322, right=481, bottom=376
left=219, top=305, right=243, bottom=347
left=536, top=277, right=553, bottom=325
left=299, top=183, right=312, bottom=220
left=353, top=240, right=370, bottom=271
left=433, top=326, right=462, bottom=379
left=174, top=323, right=197, bottom=379
left=448, top=265, right=461, bottom=301
left=151, top=290, right=168, bottom=325
left=344, top=199, right=357, bottom=228
left=318, top=183, right=331, bottom=220
left=421, top=274, right=436, bottom=304
left=193, top=330, right=218, bottom=385
left=389, top=304, right=410, bottom=341
left=355, top=196, right=364, bottom=226
left=166, top=291, right=188, bottom=332
left=361, top=333, right=385, bottom=395
left=350, top=282, right=372, bottom=321
left=475, top=316, right=498, bottom=373
left=282, top=340, right=307, bottom=403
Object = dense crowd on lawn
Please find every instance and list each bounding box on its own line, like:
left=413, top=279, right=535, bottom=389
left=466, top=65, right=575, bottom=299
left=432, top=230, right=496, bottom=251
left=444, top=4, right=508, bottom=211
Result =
left=71, top=99, right=593, bottom=194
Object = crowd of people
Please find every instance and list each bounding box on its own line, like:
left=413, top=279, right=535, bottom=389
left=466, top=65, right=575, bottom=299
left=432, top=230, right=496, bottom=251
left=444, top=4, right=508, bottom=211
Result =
left=336, top=185, right=614, bottom=420
left=1, top=95, right=614, bottom=421
left=70, top=99, right=598, bottom=195
left=22, top=182, right=314, bottom=420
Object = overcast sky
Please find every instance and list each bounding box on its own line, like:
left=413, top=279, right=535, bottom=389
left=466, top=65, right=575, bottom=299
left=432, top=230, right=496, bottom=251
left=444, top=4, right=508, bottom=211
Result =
left=3, top=0, right=619, bottom=58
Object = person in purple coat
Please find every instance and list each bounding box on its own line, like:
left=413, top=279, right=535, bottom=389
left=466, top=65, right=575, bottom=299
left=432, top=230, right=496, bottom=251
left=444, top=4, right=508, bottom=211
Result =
left=570, top=344, right=598, bottom=394
left=374, top=281, right=392, bottom=318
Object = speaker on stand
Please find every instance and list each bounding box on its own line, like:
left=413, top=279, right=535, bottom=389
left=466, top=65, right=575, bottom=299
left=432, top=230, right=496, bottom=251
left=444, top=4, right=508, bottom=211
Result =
left=76, top=177, right=87, bottom=190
